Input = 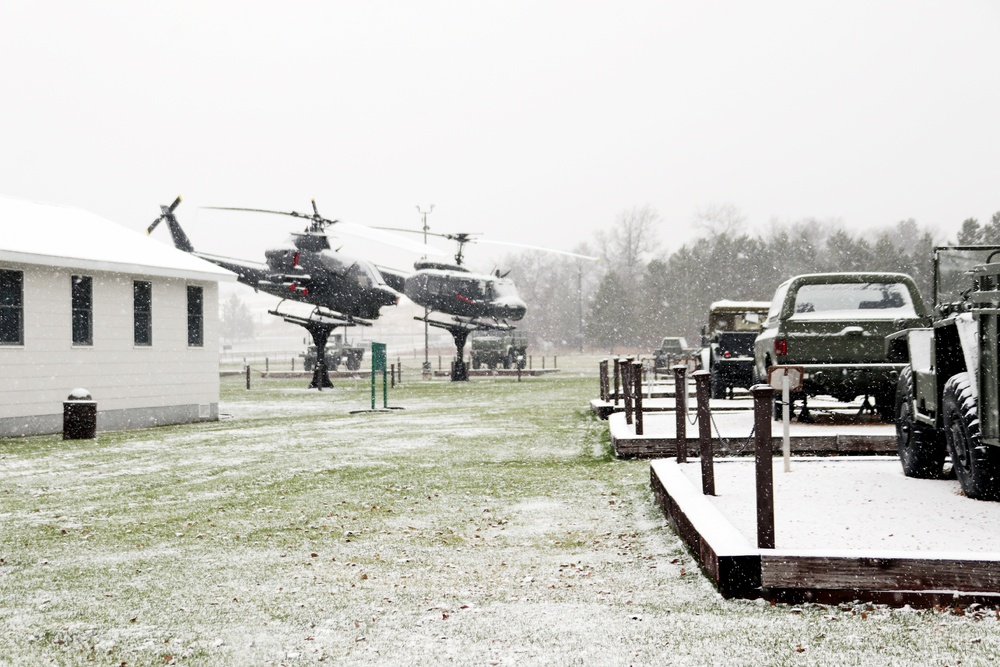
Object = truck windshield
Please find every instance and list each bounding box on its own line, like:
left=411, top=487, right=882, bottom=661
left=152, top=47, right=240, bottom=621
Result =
left=790, top=282, right=917, bottom=319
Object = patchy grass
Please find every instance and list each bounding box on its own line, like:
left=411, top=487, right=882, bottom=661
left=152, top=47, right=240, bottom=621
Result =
left=1, top=369, right=998, bottom=665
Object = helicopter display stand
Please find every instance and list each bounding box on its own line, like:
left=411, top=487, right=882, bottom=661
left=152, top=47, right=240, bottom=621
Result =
left=268, top=304, right=370, bottom=390
left=424, top=316, right=511, bottom=382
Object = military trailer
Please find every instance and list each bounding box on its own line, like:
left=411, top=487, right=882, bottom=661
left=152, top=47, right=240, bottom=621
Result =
left=300, top=333, right=365, bottom=372
left=469, top=330, right=528, bottom=370
left=704, top=300, right=771, bottom=399
left=886, top=246, right=1000, bottom=500
left=754, top=272, right=928, bottom=420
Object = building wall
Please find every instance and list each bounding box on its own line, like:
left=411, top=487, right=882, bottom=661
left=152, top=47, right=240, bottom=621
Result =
left=0, top=261, right=221, bottom=437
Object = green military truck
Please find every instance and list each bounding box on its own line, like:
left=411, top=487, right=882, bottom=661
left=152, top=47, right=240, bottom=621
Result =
left=653, top=337, right=690, bottom=370
left=704, top=300, right=771, bottom=399
left=754, top=272, right=929, bottom=420
left=470, top=329, right=528, bottom=370
left=886, top=246, right=1000, bottom=500
left=300, top=333, right=365, bottom=372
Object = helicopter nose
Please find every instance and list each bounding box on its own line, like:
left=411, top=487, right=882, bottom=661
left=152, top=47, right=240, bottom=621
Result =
left=496, top=298, right=527, bottom=321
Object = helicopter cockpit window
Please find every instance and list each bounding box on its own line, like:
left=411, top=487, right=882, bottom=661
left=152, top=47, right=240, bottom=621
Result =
left=493, top=281, right=516, bottom=298
left=427, top=276, right=442, bottom=295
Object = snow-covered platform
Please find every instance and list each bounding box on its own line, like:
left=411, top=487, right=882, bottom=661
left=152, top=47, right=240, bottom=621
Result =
left=431, top=368, right=561, bottom=378
left=610, top=407, right=897, bottom=458
left=651, top=457, right=1000, bottom=606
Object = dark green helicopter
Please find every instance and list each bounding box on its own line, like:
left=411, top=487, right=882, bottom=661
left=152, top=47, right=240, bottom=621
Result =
left=147, top=196, right=436, bottom=388
left=378, top=229, right=596, bottom=380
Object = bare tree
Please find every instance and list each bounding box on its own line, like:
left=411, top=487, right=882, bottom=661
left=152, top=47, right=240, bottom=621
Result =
left=694, top=202, right=747, bottom=238
left=594, top=205, right=661, bottom=282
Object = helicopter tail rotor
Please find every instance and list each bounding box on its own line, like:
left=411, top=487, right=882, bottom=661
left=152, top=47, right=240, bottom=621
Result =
left=147, top=196, right=195, bottom=253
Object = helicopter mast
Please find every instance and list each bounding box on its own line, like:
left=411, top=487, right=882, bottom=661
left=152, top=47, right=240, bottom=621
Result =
left=417, top=204, right=434, bottom=377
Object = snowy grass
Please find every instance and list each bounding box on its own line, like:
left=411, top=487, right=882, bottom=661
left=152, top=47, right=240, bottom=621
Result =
left=1, top=369, right=998, bottom=665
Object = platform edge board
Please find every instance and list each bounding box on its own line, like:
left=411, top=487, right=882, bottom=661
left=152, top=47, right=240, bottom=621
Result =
left=649, top=460, right=761, bottom=598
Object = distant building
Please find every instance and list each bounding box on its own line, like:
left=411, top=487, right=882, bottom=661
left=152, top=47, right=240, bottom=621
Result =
left=0, top=195, right=235, bottom=437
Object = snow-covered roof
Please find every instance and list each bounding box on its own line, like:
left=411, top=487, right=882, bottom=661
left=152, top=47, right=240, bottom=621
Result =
left=708, top=299, right=772, bottom=310
left=0, top=195, right=235, bottom=282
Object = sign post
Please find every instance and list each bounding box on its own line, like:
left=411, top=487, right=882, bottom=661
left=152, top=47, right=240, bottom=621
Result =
left=372, top=342, right=387, bottom=410
left=768, top=365, right=804, bottom=473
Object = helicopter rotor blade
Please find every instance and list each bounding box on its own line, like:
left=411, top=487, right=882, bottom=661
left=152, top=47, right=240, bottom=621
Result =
left=202, top=205, right=312, bottom=220
left=472, top=238, right=600, bottom=261
left=146, top=216, right=164, bottom=235
left=168, top=195, right=182, bottom=213
left=202, top=207, right=447, bottom=256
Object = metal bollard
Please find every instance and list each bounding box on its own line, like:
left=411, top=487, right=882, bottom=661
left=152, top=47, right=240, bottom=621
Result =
left=599, top=359, right=609, bottom=401
left=622, top=359, right=634, bottom=425
left=752, top=384, right=775, bottom=549
left=673, top=365, right=687, bottom=463
left=694, top=371, right=714, bottom=495
left=246, top=365, right=251, bottom=390
left=612, top=356, right=621, bottom=406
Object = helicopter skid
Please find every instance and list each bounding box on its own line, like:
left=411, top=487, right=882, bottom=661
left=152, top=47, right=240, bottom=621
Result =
left=269, top=303, right=373, bottom=328
left=417, top=314, right=514, bottom=333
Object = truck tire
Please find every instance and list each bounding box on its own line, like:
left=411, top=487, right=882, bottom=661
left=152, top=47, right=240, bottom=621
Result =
left=895, top=366, right=945, bottom=479
left=943, top=372, right=1000, bottom=500
left=710, top=367, right=726, bottom=400
left=472, top=357, right=481, bottom=370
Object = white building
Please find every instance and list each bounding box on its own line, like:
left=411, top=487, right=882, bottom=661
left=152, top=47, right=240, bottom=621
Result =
left=0, top=195, right=235, bottom=437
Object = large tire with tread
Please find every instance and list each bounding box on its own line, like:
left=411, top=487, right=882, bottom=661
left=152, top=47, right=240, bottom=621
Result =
left=943, top=372, right=1000, bottom=500
left=895, top=366, right=945, bottom=479
left=710, top=366, right=726, bottom=400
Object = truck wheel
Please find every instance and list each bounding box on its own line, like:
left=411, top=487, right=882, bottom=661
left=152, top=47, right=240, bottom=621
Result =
left=472, top=358, right=481, bottom=370
left=943, top=372, right=1000, bottom=500
left=710, top=370, right=726, bottom=400
left=895, top=366, right=945, bottom=479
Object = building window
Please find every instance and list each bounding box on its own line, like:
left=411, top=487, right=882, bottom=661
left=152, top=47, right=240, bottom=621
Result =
left=187, top=285, right=203, bottom=347
left=0, top=269, right=23, bottom=345
left=133, top=280, right=152, bottom=346
left=71, top=275, right=93, bottom=346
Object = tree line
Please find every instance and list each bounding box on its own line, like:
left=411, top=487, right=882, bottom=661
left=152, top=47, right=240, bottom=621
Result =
left=503, top=206, right=989, bottom=353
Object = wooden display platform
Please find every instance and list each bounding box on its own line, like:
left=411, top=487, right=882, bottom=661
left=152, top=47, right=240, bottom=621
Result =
left=651, top=458, right=1000, bottom=606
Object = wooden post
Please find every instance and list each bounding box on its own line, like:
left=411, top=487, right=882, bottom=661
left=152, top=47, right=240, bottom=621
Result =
left=245, top=364, right=251, bottom=390
left=265, top=357, right=269, bottom=372
left=673, top=365, right=687, bottom=463
left=612, top=356, right=621, bottom=406
left=599, top=359, right=609, bottom=401
left=554, top=355, right=557, bottom=368
left=542, top=356, right=546, bottom=370
left=391, top=363, right=396, bottom=388
left=291, top=357, right=295, bottom=371
left=622, top=358, right=634, bottom=425
left=753, top=384, right=775, bottom=549
left=398, top=358, right=402, bottom=386
left=694, top=370, right=714, bottom=495
left=633, top=361, right=644, bottom=435
left=529, top=355, right=533, bottom=370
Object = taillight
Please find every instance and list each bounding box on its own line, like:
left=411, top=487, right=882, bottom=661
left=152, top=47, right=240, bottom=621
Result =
left=774, top=338, right=787, bottom=356
left=723, top=351, right=731, bottom=358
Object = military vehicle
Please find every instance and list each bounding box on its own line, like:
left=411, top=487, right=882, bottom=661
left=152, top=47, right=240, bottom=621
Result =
left=653, top=337, right=690, bottom=369
left=300, top=333, right=365, bottom=372
left=754, top=272, right=929, bottom=420
left=886, top=246, right=1000, bottom=500
left=704, top=300, right=771, bottom=399
left=469, top=330, right=528, bottom=370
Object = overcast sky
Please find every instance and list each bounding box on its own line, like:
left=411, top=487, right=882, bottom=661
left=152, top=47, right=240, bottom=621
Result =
left=3, top=1, right=999, bottom=272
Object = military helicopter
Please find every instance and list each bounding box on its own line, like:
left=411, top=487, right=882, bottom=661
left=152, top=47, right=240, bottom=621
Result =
left=377, top=228, right=597, bottom=380
left=147, top=196, right=440, bottom=388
